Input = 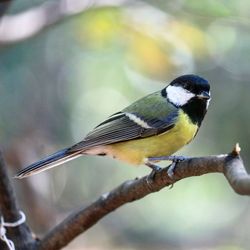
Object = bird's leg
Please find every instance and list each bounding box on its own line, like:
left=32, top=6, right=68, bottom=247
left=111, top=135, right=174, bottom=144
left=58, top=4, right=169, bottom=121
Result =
left=147, top=155, right=188, bottom=162
left=147, top=155, right=189, bottom=178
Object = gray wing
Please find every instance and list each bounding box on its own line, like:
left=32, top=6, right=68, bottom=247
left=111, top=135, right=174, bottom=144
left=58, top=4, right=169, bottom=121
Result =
left=68, top=111, right=178, bottom=153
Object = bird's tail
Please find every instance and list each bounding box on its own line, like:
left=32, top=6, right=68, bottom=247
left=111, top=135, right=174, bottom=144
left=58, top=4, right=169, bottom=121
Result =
left=14, top=148, right=81, bottom=179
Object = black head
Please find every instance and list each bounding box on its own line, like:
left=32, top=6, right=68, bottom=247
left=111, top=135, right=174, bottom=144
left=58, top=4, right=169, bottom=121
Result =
left=162, top=74, right=211, bottom=125
left=170, top=74, right=210, bottom=97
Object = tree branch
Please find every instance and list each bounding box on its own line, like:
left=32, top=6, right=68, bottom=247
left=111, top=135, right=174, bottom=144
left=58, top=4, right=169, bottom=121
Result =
left=38, top=144, right=250, bottom=250
left=0, top=0, right=133, bottom=44
left=223, top=144, right=250, bottom=194
left=0, top=151, right=35, bottom=250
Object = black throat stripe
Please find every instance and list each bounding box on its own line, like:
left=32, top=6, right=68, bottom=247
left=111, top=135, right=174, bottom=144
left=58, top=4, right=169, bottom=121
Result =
left=181, top=99, right=208, bottom=126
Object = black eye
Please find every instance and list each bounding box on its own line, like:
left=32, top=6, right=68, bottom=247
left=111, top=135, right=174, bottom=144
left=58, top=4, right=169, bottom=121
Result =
left=183, top=82, right=191, bottom=91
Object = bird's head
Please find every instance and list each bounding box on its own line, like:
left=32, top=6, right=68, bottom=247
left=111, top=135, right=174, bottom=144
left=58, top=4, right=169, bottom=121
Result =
left=162, top=74, right=210, bottom=108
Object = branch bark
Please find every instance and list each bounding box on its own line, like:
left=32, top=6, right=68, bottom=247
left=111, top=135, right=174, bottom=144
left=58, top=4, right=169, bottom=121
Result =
left=37, top=144, right=250, bottom=250
left=0, top=151, right=35, bottom=250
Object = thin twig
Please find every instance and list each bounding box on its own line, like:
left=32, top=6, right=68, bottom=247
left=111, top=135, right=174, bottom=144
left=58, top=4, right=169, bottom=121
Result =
left=38, top=144, right=250, bottom=250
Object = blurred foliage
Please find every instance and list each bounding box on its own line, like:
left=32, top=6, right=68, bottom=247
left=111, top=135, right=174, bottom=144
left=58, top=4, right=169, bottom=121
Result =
left=1, top=0, right=250, bottom=249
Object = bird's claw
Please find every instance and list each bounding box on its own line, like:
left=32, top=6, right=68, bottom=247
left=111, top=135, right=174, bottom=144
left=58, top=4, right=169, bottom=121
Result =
left=145, top=164, right=162, bottom=190
left=148, top=165, right=161, bottom=179
left=167, top=162, right=176, bottom=178
left=166, top=156, right=187, bottom=178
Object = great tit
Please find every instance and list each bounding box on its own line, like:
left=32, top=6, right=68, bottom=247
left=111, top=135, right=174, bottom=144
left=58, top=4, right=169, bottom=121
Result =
left=15, top=74, right=210, bottom=179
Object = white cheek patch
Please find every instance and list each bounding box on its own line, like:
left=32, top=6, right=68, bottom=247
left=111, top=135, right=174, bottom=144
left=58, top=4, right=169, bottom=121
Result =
left=166, top=85, right=195, bottom=106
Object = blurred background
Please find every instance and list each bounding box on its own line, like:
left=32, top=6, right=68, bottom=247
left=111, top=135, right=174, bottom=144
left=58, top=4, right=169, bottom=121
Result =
left=1, top=0, right=250, bottom=249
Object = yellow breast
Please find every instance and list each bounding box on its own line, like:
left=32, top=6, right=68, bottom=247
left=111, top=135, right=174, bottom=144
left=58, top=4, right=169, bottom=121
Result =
left=105, top=110, right=198, bottom=165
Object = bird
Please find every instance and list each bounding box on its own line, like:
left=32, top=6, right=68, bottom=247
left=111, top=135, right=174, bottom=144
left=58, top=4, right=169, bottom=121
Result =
left=15, top=74, right=210, bottom=179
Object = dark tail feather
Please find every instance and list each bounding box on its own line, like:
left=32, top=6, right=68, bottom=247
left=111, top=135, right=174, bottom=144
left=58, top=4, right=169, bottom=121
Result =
left=14, top=148, right=81, bottom=179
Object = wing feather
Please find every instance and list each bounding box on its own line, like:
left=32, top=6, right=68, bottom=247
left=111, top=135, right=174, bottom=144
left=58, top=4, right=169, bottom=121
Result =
left=68, top=111, right=178, bottom=153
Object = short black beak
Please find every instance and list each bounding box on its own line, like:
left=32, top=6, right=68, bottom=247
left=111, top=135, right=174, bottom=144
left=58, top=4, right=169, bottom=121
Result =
left=197, top=91, right=210, bottom=100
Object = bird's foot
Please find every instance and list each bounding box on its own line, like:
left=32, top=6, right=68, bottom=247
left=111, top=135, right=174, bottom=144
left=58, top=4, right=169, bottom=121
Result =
left=167, top=162, right=177, bottom=178
left=167, top=156, right=188, bottom=178
left=148, top=155, right=189, bottom=178
left=145, top=162, right=162, bottom=189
